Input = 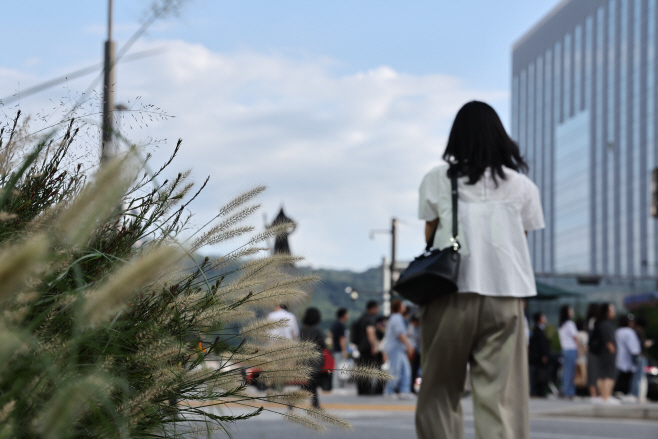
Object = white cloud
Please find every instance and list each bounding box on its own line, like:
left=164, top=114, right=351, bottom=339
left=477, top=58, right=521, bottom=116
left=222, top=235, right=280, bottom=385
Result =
left=25, top=58, right=41, bottom=68
left=1, top=39, right=509, bottom=271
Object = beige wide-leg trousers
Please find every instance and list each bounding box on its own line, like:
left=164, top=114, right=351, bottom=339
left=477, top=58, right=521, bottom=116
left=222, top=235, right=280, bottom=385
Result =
left=415, top=293, right=529, bottom=439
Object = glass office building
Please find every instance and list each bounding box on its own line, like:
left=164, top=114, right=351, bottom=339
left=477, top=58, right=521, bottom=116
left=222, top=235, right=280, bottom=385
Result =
left=512, top=0, right=658, bottom=279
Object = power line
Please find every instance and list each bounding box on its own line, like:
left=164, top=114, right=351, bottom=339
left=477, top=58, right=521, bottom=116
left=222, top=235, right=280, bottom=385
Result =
left=0, top=48, right=166, bottom=107
left=2, top=0, right=185, bottom=119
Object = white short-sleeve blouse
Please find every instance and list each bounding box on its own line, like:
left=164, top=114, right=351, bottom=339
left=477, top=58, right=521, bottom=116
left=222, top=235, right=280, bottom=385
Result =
left=418, top=162, right=545, bottom=298
left=558, top=320, right=579, bottom=350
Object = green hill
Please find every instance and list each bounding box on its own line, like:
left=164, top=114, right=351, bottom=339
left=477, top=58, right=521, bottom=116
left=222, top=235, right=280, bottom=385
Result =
left=195, top=253, right=385, bottom=331
left=298, top=265, right=384, bottom=331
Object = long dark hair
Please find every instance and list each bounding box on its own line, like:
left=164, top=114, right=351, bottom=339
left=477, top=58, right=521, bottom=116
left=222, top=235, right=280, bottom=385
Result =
left=597, top=303, right=613, bottom=322
left=443, top=101, right=528, bottom=185
left=390, top=299, right=403, bottom=314
left=302, top=307, right=321, bottom=326
left=585, top=303, right=599, bottom=323
left=559, top=305, right=571, bottom=327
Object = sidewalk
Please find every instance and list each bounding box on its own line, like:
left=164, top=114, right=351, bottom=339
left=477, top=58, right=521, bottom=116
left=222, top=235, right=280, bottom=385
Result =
left=312, top=387, right=658, bottom=421
left=535, top=400, right=658, bottom=421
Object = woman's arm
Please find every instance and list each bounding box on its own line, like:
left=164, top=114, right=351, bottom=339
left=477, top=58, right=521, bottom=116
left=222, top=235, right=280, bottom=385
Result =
left=397, top=332, right=414, bottom=356
left=606, top=342, right=616, bottom=354
left=602, top=323, right=615, bottom=354
left=425, top=219, right=439, bottom=243
left=366, top=325, right=377, bottom=355
left=571, top=322, right=579, bottom=346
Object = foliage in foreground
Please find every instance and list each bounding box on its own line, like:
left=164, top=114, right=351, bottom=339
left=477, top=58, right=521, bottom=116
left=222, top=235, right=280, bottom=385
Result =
left=0, top=114, right=388, bottom=438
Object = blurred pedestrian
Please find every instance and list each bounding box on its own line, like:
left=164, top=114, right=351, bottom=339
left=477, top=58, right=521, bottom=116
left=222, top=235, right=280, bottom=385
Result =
left=384, top=300, right=415, bottom=400
left=373, top=315, right=388, bottom=394
left=585, top=303, right=600, bottom=401
left=299, top=307, right=326, bottom=409
left=407, top=315, right=421, bottom=393
left=523, top=299, right=530, bottom=345
left=414, top=101, right=544, bottom=439
left=529, top=312, right=551, bottom=397
left=375, top=316, right=388, bottom=358
left=267, top=304, right=299, bottom=341
left=614, top=314, right=641, bottom=397
left=558, top=305, right=578, bottom=399
left=592, top=303, right=618, bottom=404
left=267, top=304, right=300, bottom=394
left=574, top=318, right=588, bottom=390
left=631, top=316, right=650, bottom=401
left=352, top=300, right=381, bottom=395
left=402, top=304, right=413, bottom=322
left=375, top=316, right=388, bottom=345
left=330, top=307, right=349, bottom=390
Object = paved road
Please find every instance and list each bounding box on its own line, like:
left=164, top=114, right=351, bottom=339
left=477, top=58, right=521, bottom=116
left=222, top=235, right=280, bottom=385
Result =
left=195, top=389, right=658, bottom=439
left=221, top=411, right=657, bottom=439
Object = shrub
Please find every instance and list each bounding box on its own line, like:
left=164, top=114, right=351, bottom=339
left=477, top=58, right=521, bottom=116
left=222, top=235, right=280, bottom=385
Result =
left=0, top=112, right=387, bottom=438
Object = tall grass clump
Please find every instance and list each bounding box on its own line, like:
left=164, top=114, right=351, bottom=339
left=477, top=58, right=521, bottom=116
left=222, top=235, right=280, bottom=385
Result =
left=0, top=112, right=387, bottom=438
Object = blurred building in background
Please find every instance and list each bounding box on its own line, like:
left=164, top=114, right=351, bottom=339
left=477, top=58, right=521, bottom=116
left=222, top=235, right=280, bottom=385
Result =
left=512, top=0, right=658, bottom=313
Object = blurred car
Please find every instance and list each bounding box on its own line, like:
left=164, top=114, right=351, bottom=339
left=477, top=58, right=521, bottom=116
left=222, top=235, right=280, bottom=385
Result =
left=243, top=348, right=335, bottom=391
left=243, top=366, right=268, bottom=391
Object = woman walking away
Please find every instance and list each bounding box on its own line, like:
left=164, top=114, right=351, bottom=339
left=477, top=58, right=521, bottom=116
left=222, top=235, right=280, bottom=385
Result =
left=529, top=312, right=551, bottom=397
left=299, top=307, right=326, bottom=409
left=574, top=318, right=589, bottom=392
left=415, top=101, right=545, bottom=439
left=631, top=316, right=650, bottom=401
left=384, top=299, right=415, bottom=399
left=585, top=303, right=600, bottom=401
left=592, top=303, right=618, bottom=404
left=558, top=305, right=578, bottom=399
left=614, top=314, right=641, bottom=397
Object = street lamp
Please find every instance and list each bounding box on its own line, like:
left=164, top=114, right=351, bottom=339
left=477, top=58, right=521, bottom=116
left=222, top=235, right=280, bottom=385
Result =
left=344, top=286, right=359, bottom=301
left=345, top=286, right=384, bottom=303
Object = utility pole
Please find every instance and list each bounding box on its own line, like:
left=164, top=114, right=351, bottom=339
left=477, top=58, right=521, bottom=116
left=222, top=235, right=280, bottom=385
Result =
left=101, top=0, right=116, bottom=164
left=370, top=218, right=398, bottom=315
left=382, top=256, right=391, bottom=316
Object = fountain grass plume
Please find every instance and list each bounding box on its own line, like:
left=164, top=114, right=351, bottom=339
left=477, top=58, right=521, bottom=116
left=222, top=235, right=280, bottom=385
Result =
left=0, top=110, right=386, bottom=437
left=0, top=234, right=49, bottom=301
left=82, top=245, right=182, bottom=326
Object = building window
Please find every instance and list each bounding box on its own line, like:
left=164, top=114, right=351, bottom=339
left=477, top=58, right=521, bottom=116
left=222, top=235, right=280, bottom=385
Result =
left=619, top=0, right=629, bottom=276
left=648, top=0, right=657, bottom=275
left=575, top=24, right=583, bottom=112
left=544, top=47, right=553, bottom=272
left=564, top=33, right=572, bottom=119
left=535, top=55, right=544, bottom=221
left=594, top=10, right=606, bottom=273
left=555, top=112, right=591, bottom=273
left=632, top=0, right=643, bottom=276
left=555, top=41, right=563, bottom=125
left=607, top=0, right=617, bottom=274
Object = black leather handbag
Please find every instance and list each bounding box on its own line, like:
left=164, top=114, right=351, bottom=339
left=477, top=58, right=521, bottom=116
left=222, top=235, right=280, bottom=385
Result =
left=393, top=174, right=460, bottom=305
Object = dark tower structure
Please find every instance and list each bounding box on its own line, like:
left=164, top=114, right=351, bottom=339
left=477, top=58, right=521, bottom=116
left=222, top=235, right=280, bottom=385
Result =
left=268, top=207, right=296, bottom=256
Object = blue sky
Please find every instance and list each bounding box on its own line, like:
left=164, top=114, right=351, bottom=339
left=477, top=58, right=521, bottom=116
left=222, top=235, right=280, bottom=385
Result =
left=1, top=0, right=561, bottom=271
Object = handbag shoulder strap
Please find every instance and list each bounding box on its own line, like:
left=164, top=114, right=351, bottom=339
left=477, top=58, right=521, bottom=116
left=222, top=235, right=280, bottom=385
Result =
left=426, top=173, right=460, bottom=251
left=450, top=173, right=460, bottom=251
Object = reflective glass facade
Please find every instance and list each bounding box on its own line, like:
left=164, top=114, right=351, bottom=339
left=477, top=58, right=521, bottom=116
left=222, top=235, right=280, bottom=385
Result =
left=555, top=111, right=591, bottom=272
left=512, top=0, right=658, bottom=277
